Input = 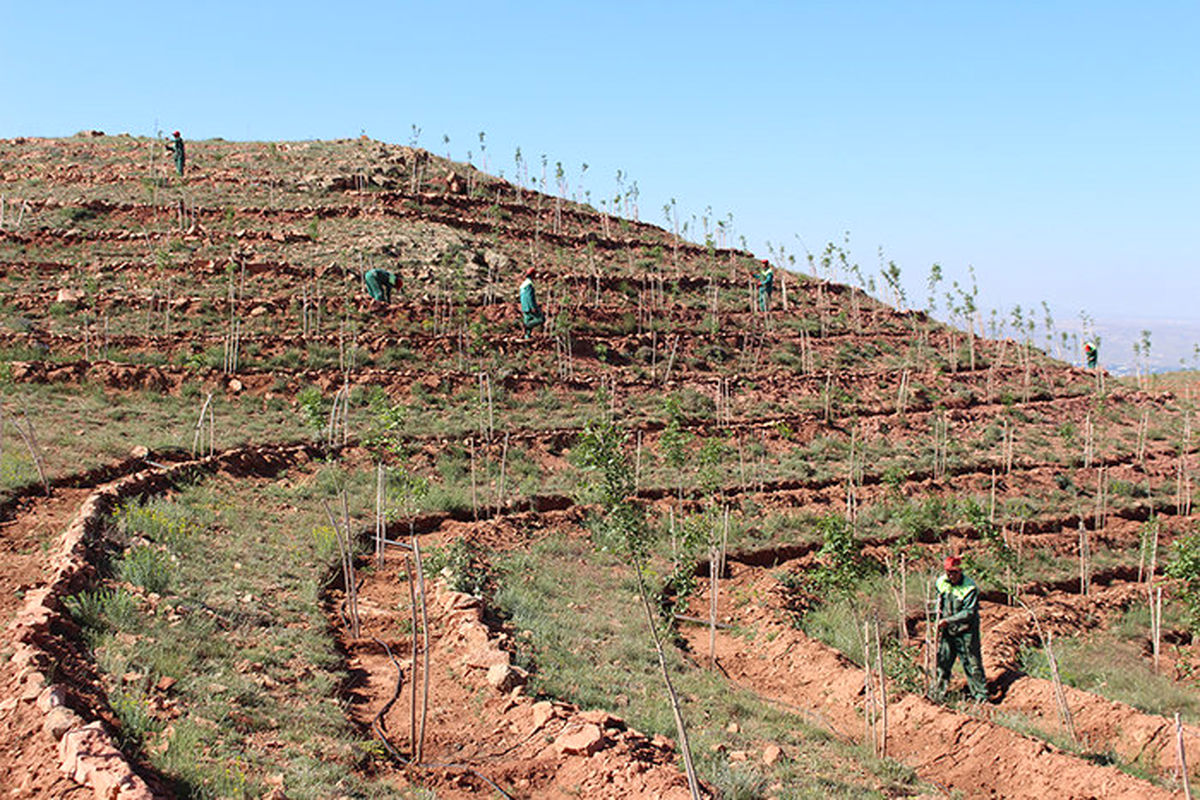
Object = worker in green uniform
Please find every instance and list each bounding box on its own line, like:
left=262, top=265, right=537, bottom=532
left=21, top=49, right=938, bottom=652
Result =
left=931, top=555, right=990, bottom=703
left=363, top=268, right=401, bottom=303
left=757, top=259, right=774, bottom=311
left=1084, top=341, right=1098, bottom=369
left=519, top=267, right=545, bottom=337
left=165, top=131, right=185, bottom=176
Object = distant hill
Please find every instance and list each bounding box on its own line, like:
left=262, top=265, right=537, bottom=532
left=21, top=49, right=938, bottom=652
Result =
left=1071, top=317, right=1200, bottom=375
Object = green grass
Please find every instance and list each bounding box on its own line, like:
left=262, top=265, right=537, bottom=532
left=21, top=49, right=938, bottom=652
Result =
left=70, top=467, right=413, bottom=800
left=1021, top=604, right=1200, bottom=724
left=494, top=532, right=929, bottom=798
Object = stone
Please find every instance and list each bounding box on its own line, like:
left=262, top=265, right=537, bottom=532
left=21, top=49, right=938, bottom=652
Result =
left=130, top=445, right=150, bottom=460
left=531, top=700, right=557, bottom=730
left=59, top=721, right=156, bottom=799
left=20, top=672, right=46, bottom=700
left=43, top=706, right=83, bottom=739
left=464, top=647, right=509, bottom=670
left=651, top=734, right=675, bottom=753
left=229, top=378, right=245, bottom=393
left=554, top=723, right=604, bottom=757
left=56, top=288, right=85, bottom=305
left=486, top=663, right=526, bottom=693
left=580, top=709, right=620, bottom=730
left=726, top=721, right=740, bottom=734
left=36, top=685, right=67, bottom=712
left=762, top=744, right=783, bottom=765
left=729, top=750, right=749, bottom=762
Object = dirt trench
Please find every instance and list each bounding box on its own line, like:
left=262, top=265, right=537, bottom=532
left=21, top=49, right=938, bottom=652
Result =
left=682, top=559, right=1192, bottom=799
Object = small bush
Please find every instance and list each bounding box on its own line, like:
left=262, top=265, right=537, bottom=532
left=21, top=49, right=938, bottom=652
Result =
left=63, top=588, right=138, bottom=632
left=117, top=546, right=172, bottom=594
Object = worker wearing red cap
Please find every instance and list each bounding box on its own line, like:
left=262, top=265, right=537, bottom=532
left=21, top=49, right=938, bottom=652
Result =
left=931, top=555, right=990, bottom=703
left=165, top=131, right=185, bottom=176
left=518, top=267, right=545, bottom=337
left=756, top=259, right=774, bottom=311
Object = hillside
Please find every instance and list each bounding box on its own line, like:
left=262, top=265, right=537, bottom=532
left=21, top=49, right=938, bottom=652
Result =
left=1, top=132, right=1198, bottom=799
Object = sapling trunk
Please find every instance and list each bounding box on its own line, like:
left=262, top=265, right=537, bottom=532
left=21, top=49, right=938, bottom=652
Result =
left=191, top=392, right=214, bottom=458
left=1022, top=602, right=1077, bottom=744
left=412, top=530, right=431, bottom=763
left=322, top=498, right=359, bottom=639
left=497, top=432, right=509, bottom=512
left=708, top=545, right=718, bottom=668
left=13, top=409, right=49, bottom=496
left=874, top=616, right=888, bottom=758
left=631, top=559, right=702, bottom=800
left=1078, top=519, right=1090, bottom=596
left=375, top=463, right=386, bottom=568
left=861, top=618, right=878, bottom=756
left=1177, top=713, right=1193, bottom=800
left=1153, top=584, right=1163, bottom=674
left=469, top=438, right=478, bottom=521
left=404, top=556, right=419, bottom=757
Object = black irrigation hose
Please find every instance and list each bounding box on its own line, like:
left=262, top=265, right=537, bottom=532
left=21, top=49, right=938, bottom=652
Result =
left=369, top=635, right=516, bottom=800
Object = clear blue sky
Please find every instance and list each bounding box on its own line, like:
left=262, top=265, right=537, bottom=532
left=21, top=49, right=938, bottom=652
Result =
left=3, top=1, right=1197, bottom=330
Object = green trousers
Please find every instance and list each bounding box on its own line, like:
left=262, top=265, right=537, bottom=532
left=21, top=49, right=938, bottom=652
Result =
left=932, top=628, right=988, bottom=702
left=522, top=310, right=545, bottom=337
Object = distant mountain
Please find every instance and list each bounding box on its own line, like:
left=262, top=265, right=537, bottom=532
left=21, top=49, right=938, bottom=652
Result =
left=1066, top=317, right=1200, bottom=375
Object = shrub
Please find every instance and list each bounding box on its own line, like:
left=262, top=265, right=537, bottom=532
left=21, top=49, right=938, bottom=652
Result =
left=117, top=546, right=172, bottom=594
left=63, top=588, right=138, bottom=633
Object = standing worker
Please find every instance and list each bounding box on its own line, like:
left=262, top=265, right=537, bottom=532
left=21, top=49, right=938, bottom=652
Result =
left=931, top=555, right=990, bottom=704
left=165, top=131, right=185, bottom=176
left=363, top=268, right=401, bottom=303
left=519, top=267, right=545, bottom=337
left=757, top=259, right=774, bottom=311
left=1084, top=340, right=1099, bottom=369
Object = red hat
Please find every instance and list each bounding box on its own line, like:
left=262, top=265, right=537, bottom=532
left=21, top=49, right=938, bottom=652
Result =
left=173, top=131, right=181, bottom=137
left=524, top=267, right=535, bottom=278
left=944, top=555, right=962, bottom=571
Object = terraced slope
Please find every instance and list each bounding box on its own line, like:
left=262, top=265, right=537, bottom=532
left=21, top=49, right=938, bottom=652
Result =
left=1, top=134, right=1197, bottom=799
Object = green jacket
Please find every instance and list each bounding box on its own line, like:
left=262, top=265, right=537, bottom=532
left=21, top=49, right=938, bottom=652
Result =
left=166, top=135, right=185, bottom=175
left=758, top=267, right=774, bottom=292
left=364, top=269, right=398, bottom=302
left=936, top=574, right=980, bottom=636
left=519, top=278, right=540, bottom=315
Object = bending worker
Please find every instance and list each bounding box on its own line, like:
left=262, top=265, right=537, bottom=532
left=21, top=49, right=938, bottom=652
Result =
left=363, top=268, right=401, bottom=303
left=931, top=555, right=990, bottom=703
left=519, top=267, right=545, bottom=337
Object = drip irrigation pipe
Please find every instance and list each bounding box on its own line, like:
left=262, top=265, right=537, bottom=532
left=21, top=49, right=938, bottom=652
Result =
left=369, top=635, right=515, bottom=799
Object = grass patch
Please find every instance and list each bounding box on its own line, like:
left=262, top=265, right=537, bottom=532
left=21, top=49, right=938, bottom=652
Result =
left=72, top=468, right=410, bottom=800
left=1021, top=606, right=1200, bottom=723
left=494, top=533, right=930, bottom=798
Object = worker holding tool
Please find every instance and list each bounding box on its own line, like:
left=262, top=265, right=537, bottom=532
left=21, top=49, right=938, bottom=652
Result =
left=930, top=555, right=990, bottom=704
left=165, top=131, right=185, bottom=176
left=1084, top=340, right=1099, bottom=369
